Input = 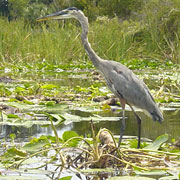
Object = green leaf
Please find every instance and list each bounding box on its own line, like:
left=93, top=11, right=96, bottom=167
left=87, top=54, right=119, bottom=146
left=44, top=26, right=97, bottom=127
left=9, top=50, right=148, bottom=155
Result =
left=7, top=114, right=20, bottom=118
left=2, top=147, right=27, bottom=158
left=41, top=84, right=58, bottom=90
left=62, top=131, right=79, bottom=141
left=10, top=133, right=16, bottom=140
left=129, top=139, right=138, bottom=148
left=62, top=131, right=79, bottom=147
left=48, top=114, right=63, bottom=122
left=23, top=99, right=34, bottom=105
left=22, top=136, right=50, bottom=152
left=59, top=176, right=72, bottom=180
left=46, top=101, right=55, bottom=106
left=144, top=134, right=169, bottom=150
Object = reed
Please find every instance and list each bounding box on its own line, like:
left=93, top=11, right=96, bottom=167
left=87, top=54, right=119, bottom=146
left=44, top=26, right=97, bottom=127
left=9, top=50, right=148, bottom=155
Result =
left=0, top=15, right=179, bottom=69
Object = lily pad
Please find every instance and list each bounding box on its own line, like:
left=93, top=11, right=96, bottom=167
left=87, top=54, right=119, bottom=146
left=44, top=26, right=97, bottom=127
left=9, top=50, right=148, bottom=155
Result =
left=144, top=134, right=169, bottom=150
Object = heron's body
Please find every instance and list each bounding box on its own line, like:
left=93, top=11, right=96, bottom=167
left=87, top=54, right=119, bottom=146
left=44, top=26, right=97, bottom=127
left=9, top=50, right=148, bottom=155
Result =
left=37, top=7, right=163, bottom=148
left=99, top=59, right=162, bottom=121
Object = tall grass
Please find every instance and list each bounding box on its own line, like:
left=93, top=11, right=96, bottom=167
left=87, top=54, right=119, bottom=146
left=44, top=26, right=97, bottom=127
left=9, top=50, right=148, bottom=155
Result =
left=0, top=17, right=138, bottom=67
left=0, top=9, right=180, bottom=69
left=0, top=19, right=84, bottom=66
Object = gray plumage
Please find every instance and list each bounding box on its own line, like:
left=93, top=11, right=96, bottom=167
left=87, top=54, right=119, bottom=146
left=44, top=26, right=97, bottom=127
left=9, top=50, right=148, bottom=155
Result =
left=99, top=60, right=163, bottom=122
left=37, top=7, right=163, bottom=148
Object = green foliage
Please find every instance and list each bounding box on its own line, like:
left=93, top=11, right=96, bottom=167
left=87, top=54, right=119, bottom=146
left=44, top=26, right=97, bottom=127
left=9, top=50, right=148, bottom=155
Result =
left=144, top=134, right=169, bottom=150
left=1, top=2, right=180, bottom=65
left=24, top=3, right=49, bottom=24
left=0, top=0, right=143, bottom=22
left=59, top=176, right=72, bottom=180
left=8, top=0, right=29, bottom=19
left=61, top=131, right=79, bottom=147
left=22, top=136, right=51, bottom=153
left=140, top=0, right=180, bottom=63
left=0, top=130, right=179, bottom=179
left=129, top=139, right=147, bottom=149
left=97, top=0, right=142, bottom=18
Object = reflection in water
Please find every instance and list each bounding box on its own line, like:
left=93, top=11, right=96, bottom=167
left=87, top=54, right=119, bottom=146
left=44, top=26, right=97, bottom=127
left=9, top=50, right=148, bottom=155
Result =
left=1, top=109, right=179, bottom=142
left=72, top=110, right=180, bottom=141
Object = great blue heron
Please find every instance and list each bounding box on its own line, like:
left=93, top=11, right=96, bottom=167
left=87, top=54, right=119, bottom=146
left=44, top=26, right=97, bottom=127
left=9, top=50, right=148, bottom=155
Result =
left=37, top=7, right=164, bottom=148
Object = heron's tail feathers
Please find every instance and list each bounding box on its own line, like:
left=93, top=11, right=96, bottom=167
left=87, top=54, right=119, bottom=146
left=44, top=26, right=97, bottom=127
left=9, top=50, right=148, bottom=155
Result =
left=150, top=110, right=164, bottom=123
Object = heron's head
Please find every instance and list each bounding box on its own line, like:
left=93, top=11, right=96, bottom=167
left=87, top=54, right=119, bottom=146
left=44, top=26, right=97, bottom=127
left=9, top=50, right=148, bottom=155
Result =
left=37, top=7, right=81, bottom=22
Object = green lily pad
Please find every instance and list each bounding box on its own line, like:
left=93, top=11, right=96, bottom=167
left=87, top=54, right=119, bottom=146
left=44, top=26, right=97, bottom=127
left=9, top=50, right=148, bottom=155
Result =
left=144, top=134, right=169, bottom=150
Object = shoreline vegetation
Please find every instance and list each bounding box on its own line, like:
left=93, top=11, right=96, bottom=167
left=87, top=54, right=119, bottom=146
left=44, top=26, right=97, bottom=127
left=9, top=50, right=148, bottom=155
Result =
left=1, top=0, right=180, bottom=69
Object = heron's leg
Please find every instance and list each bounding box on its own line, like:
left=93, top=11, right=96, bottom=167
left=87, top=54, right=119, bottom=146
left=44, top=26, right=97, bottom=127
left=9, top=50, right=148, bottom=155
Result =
left=118, top=108, right=126, bottom=147
left=129, top=104, right=142, bottom=148
left=118, top=98, right=126, bottom=147
left=135, top=113, right=141, bottom=149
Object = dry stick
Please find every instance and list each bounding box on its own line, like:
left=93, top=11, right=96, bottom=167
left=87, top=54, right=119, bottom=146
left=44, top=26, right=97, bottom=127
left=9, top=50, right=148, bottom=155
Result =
left=170, top=160, right=180, bottom=165
left=137, top=148, right=180, bottom=156
left=124, top=148, right=180, bottom=167
left=100, top=154, right=149, bottom=171
left=77, top=151, right=149, bottom=170
left=65, top=147, right=94, bottom=157
left=122, top=148, right=163, bottom=158
left=144, top=167, right=180, bottom=170
left=77, top=160, right=100, bottom=169
left=127, top=153, right=164, bottom=161
left=56, top=166, right=64, bottom=180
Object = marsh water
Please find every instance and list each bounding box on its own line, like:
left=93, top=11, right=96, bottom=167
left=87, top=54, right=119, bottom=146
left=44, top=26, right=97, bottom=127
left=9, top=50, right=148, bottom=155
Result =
left=1, top=102, right=179, bottom=141
left=0, top=68, right=180, bottom=141
left=0, top=68, right=180, bottom=179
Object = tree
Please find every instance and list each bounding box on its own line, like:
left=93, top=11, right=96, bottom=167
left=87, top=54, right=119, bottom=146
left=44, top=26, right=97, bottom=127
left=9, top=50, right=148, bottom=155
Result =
left=0, top=0, right=9, bottom=16
left=8, top=0, right=29, bottom=19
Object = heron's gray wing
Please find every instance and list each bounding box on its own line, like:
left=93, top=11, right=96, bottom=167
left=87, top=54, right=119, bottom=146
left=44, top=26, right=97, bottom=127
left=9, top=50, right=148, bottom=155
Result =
left=105, top=62, right=154, bottom=111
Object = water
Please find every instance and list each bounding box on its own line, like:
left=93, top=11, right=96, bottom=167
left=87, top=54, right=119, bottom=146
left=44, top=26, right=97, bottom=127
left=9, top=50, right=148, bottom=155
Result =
left=0, top=68, right=180, bottom=179
left=1, top=106, right=179, bottom=141
left=0, top=68, right=180, bottom=141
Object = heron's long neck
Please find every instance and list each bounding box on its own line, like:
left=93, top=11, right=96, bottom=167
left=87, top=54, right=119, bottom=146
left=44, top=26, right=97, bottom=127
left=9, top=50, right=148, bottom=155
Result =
left=79, top=16, right=101, bottom=68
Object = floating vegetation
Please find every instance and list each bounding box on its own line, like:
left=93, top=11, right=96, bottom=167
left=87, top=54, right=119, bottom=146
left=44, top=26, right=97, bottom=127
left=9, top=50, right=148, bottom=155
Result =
left=0, top=122, right=180, bottom=179
left=0, top=65, right=180, bottom=179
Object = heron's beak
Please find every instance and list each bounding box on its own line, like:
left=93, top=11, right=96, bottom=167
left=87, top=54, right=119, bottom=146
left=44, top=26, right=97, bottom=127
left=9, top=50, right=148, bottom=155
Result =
left=37, top=10, right=69, bottom=22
